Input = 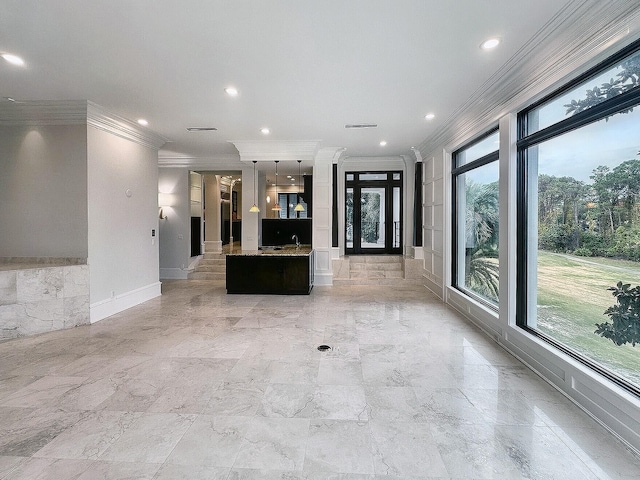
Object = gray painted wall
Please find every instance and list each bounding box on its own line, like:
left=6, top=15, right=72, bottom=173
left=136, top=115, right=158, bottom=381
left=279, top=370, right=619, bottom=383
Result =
left=158, top=167, right=191, bottom=278
left=87, top=126, right=159, bottom=305
left=0, top=125, right=88, bottom=258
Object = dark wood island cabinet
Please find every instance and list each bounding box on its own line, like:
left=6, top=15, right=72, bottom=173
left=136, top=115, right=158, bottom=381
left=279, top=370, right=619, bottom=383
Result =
left=226, top=247, right=314, bottom=294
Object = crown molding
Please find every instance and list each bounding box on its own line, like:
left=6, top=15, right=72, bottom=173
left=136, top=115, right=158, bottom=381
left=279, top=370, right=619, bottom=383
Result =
left=0, top=100, right=168, bottom=150
left=87, top=102, right=168, bottom=150
left=231, top=140, right=321, bottom=163
left=0, top=100, right=87, bottom=126
left=158, top=154, right=242, bottom=169
left=417, top=0, right=640, bottom=157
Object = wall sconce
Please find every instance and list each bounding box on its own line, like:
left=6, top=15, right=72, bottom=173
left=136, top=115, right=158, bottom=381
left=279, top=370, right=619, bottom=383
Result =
left=158, top=192, right=172, bottom=219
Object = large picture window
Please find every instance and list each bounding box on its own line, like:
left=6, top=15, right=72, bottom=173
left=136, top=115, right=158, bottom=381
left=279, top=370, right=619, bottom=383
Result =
left=517, top=41, right=640, bottom=392
left=452, top=130, right=500, bottom=306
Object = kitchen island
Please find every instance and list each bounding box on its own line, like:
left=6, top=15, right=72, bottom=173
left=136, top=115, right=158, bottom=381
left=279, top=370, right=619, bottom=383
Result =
left=225, top=246, right=314, bottom=294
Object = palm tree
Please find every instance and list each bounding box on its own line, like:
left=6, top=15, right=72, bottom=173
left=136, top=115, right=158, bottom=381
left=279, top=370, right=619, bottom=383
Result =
left=464, top=181, right=500, bottom=302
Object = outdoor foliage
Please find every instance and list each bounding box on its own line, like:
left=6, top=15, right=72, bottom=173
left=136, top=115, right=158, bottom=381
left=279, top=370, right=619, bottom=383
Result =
left=595, top=282, right=640, bottom=346
left=464, top=181, right=499, bottom=302
left=537, top=159, right=640, bottom=260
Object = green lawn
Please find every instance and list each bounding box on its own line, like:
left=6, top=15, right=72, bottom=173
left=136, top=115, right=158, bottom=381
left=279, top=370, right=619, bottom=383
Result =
left=536, top=251, right=640, bottom=386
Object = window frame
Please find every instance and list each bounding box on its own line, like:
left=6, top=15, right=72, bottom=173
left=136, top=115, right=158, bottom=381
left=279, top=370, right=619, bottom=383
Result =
left=516, top=38, right=640, bottom=397
left=451, top=128, right=500, bottom=309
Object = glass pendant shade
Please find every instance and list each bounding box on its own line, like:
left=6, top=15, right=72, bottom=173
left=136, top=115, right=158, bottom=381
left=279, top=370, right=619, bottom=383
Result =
left=250, top=160, right=259, bottom=213
left=294, top=159, right=305, bottom=212
left=271, top=160, right=281, bottom=211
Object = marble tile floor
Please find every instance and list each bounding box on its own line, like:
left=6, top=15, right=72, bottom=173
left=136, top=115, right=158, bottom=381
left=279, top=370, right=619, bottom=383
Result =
left=0, top=280, right=639, bottom=479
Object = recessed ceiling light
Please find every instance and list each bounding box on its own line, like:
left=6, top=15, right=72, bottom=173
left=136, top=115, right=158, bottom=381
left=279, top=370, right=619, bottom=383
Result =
left=261, top=128, right=270, bottom=135
left=225, top=87, right=239, bottom=96
left=480, top=37, right=501, bottom=50
left=379, top=141, right=387, bottom=147
left=137, top=119, right=148, bottom=126
left=1, top=53, right=25, bottom=66
left=425, top=113, right=435, bottom=120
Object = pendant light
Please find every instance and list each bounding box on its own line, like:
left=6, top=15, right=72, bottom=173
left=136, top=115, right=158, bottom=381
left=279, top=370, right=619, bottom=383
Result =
left=249, top=160, right=260, bottom=212
left=271, top=160, right=282, bottom=212
left=294, top=160, right=305, bottom=212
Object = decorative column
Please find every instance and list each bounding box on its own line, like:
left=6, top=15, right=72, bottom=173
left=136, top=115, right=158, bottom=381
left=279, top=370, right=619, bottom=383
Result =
left=313, top=147, right=345, bottom=286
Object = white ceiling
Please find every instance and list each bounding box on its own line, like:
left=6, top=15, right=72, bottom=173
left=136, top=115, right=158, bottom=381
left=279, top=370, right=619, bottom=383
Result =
left=0, top=0, right=632, bottom=171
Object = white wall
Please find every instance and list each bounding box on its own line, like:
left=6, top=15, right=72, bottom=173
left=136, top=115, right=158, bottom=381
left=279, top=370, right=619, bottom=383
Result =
left=158, top=168, right=191, bottom=279
left=87, top=126, right=160, bottom=321
left=0, top=125, right=88, bottom=258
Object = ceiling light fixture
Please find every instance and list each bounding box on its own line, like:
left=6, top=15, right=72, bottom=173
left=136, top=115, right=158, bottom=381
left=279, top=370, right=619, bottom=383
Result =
left=261, top=128, right=270, bottom=135
left=294, top=160, right=305, bottom=212
left=480, top=37, right=501, bottom=50
left=379, top=141, right=387, bottom=147
left=249, top=161, right=260, bottom=213
left=137, top=119, right=149, bottom=126
left=1, top=53, right=25, bottom=66
left=225, top=87, right=238, bottom=96
left=272, top=161, right=281, bottom=212
left=425, top=113, right=435, bottom=120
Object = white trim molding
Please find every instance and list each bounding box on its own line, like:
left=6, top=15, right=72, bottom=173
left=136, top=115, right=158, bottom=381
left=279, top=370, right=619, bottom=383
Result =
left=90, top=282, right=161, bottom=323
left=231, top=140, right=321, bottom=162
left=0, top=100, right=169, bottom=150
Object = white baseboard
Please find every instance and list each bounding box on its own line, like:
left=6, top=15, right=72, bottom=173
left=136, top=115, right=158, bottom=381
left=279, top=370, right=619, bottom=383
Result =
left=90, top=282, right=161, bottom=323
left=160, top=267, right=189, bottom=280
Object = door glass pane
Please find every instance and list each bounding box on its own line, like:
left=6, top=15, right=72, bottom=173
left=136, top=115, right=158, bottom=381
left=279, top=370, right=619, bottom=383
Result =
left=346, top=188, right=354, bottom=249
left=393, top=187, right=401, bottom=248
left=360, top=173, right=387, bottom=181
left=361, top=187, right=385, bottom=249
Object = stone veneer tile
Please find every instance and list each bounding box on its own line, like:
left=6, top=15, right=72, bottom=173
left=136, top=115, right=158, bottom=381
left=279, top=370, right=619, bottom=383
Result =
left=64, top=295, right=90, bottom=328
left=18, top=299, right=65, bottom=336
left=63, top=265, right=89, bottom=298
left=0, top=304, right=21, bottom=339
left=16, top=268, right=64, bottom=303
left=0, top=271, right=17, bottom=306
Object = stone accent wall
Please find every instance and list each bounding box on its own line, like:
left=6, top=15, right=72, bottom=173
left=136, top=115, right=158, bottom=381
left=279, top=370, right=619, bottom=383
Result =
left=0, top=260, right=89, bottom=340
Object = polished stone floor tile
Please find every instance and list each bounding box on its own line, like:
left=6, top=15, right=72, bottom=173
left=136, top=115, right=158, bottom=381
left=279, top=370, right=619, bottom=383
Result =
left=33, top=410, right=141, bottom=460
left=98, top=412, right=195, bottom=464
left=3, top=457, right=91, bottom=480
left=234, top=417, right=310, bottom=471
left=0, top=280, right=638, bottom=479
left=167, top=415, right=252, bottom=467
left=304, top=419, right=375, bottom=474
left=370, top=420, right=448, bottom=477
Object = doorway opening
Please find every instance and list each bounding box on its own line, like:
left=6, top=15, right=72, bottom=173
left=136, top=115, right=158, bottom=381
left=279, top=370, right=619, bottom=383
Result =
left=345, top=171, right=402, bottom=255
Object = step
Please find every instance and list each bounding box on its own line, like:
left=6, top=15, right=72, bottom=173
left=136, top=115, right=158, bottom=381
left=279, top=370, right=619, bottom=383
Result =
left=194, top=264, right=225, bottom=273
left=348, top=255, right=402, bottom=264
left=350, top=262, right=402, bottom=272
left=333, top=277, right=421, bottom=286
left=203, top=253, right=226, bottom=260
left=188, top=271, right=226, bottom=281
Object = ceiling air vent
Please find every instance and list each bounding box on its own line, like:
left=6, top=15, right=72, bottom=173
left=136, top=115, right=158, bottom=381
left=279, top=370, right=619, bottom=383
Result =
left=345, top=124, right=377, bottom=129
left=187, top=127, right=218, bottom=131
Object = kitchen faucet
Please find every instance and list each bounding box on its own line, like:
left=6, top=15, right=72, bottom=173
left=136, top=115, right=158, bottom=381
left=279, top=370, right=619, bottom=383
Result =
left=292, top=234, right=300, bottom=247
